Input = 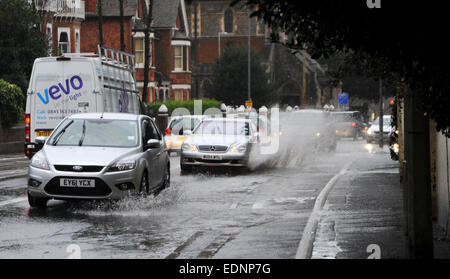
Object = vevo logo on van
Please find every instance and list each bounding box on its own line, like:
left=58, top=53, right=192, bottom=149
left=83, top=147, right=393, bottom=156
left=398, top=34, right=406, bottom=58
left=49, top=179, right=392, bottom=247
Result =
left=37, top=75, right=83, bottom=105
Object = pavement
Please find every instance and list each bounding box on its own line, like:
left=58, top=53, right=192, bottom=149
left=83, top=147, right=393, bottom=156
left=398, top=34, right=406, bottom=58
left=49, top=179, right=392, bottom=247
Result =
left=311, top=145, right=450, bottom=259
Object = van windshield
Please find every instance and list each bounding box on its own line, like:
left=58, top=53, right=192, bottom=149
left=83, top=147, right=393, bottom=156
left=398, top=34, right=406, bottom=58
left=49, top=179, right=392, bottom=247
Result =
left=48, top=119, right=138, bottom=147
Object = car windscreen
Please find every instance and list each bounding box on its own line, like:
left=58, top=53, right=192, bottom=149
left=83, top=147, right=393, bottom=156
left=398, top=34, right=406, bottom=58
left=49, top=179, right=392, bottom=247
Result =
left=194, top=120, right=250, bottom=136
left=47, top=119, right=138, bottom=147
left=169, top=118, right=201, bottom=134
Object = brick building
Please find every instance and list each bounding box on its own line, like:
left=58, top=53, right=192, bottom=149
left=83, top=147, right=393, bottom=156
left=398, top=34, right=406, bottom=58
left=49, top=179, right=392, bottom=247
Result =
left=34, top=0, right=192, bottom=103
left=34, top=0, right=86, bottom=56
left=82, top=0, right=191, bottom=103
left=186, top=0, right=335, bottom=107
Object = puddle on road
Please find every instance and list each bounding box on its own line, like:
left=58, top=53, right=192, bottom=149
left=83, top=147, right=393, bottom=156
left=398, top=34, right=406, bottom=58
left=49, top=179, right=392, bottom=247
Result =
left=69, top=185, right=184, bottom=216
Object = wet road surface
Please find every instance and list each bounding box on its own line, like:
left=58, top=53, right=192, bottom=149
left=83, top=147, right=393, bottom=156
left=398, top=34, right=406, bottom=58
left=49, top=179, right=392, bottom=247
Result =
left=0, top=140, right=382, bottom=258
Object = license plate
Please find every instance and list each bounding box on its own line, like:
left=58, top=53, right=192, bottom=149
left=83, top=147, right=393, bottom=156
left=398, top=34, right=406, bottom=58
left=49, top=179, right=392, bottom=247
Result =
left=60, top=178, right=95, bottom=188
left=36, top=130, right=52, bottom=137
left=202, top=154, right=222, bottom=160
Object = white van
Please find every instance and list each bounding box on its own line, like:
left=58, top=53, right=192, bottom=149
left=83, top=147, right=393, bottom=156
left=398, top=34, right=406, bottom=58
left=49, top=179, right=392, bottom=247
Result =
left=24, top=45, right=141, bottom=158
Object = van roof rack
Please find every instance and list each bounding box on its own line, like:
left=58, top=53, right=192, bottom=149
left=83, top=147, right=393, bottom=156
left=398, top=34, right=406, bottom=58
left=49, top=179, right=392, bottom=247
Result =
left=97, top=45, right=138, bottom=95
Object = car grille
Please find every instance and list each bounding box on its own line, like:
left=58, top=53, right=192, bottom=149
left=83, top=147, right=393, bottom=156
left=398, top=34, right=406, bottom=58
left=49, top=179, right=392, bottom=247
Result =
left=198, top=145, right=228, bottom=152
left=44, top=177, right=112, bottom=197
left=54, top=165, right=104, bottom=172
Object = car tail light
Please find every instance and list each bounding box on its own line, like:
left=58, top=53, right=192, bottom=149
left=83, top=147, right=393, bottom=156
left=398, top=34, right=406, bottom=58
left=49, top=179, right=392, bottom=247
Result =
left=165, top=128, right=172, bottom=135
left=25, top=114, right=30, bottom=143
left=351, top=122, right=356, bottom=127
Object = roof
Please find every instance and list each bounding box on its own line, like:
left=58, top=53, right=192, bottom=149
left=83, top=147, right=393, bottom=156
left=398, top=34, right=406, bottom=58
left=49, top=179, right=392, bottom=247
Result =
left=151, top=0, right=180, bottom=28
left=86, top=0, right=138, bottom=17
left=69, top=113, right=139, bottom=120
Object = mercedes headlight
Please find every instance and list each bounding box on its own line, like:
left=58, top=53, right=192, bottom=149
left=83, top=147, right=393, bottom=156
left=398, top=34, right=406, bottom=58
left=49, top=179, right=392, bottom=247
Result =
left=230, top=143, right=247, bottom=153
left=367, top=129, right=373, bottom=135
left=30, top=152, right=50, bottom=170
left=182, top=143, right=197, bottom=151
left=107, top=160, right=136, bottom=172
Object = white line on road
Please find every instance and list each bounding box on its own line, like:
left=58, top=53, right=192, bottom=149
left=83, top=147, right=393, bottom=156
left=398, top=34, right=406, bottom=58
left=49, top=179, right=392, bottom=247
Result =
left=0, top=196, right=27, bottom=207
left=0, top=156, right=28, bottom=162
left=295, top=161, right=352, bottom=259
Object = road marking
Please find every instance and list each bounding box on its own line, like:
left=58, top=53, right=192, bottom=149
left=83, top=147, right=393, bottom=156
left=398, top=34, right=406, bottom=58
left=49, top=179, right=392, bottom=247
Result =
left=0, top=196, right=27, bottom=207
left=295, top=161, right=352, bottom=259
left=0, top=156, right=27, bottom=162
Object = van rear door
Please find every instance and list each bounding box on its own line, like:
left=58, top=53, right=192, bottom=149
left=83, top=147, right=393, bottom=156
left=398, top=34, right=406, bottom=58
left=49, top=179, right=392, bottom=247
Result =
left=30, top=59, right=96, bottom=142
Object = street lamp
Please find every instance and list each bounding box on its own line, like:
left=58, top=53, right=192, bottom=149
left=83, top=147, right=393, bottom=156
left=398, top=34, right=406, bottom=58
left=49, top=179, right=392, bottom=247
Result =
left=218, top=31, right=228, bottom=57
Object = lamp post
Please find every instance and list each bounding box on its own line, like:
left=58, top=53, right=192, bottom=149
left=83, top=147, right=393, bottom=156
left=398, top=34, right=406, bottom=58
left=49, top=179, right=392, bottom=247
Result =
left=218, top=31, right=228, bottom=57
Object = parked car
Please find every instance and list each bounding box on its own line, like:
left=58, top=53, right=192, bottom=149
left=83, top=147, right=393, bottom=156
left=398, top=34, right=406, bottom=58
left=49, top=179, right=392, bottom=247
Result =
left=180, top=118, right=258, bottom=173
left=332, top=111, right=366, bottom=140
left=366, top=115, right=392, bottom=143
left=27, top=113, right=170, bottom=208
left=24, top=46, right=141, bottom=159
left=165, top=115, right=204, bottom=155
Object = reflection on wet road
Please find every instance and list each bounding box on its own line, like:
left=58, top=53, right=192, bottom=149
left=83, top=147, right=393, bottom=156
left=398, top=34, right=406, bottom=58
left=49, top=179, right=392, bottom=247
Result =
left=0, top=140, right=378, bottom=258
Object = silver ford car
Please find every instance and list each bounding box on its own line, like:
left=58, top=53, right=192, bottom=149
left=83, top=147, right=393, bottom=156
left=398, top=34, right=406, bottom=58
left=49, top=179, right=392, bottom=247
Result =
left=27, top=113, right=170, bottom=208
left=180, top=118, right=258, bottom=173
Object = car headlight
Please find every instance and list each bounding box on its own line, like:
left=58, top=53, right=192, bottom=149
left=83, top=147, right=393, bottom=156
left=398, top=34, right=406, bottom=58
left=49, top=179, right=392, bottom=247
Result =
left=107, top=160, right=136, bottom=172
left=393, top=143, right=399, bottom=153
left=316, top=132, right=321, bottom=137
left=367, top=129, right=373, bottom=135
left=230, top=144, right=247, bottom=153
left=182, top=143, right=197, bottom=151
left=30, top=152, right=50, bottom=170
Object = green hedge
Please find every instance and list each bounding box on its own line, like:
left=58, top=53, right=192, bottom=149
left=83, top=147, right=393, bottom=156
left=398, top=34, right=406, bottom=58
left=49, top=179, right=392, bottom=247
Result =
left=147, top=99, right=222, bottom=116
left=0, top=79, right=24, bottom=128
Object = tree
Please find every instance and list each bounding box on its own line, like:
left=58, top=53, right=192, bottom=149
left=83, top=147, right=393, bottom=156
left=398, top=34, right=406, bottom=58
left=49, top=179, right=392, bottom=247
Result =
left=0, top=0, right=47, bottom=94
left=97, top=0, right=103, bottom=46
left=0, top=79, right=24, bottom=128
left=119, top=0, right=125, bottom=51
left=234, top=0, right=440, bottom=259
left=207, top=44, right=274, bottom=108
left=141, top=0, right=153, bottom=103
left=234, top=0, right=450, bottom=137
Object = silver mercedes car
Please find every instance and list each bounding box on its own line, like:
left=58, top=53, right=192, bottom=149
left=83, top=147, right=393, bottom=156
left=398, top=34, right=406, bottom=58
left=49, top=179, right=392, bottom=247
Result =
left=180, top=117, right=258, bottom=173
left=27, top=113, right=170, bottom=208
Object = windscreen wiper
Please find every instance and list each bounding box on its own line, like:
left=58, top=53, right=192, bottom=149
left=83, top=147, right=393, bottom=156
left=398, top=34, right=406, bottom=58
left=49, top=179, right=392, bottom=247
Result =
left=78, top=120, right=86, bottom=146
left=51, top=120, right=74, bottom=146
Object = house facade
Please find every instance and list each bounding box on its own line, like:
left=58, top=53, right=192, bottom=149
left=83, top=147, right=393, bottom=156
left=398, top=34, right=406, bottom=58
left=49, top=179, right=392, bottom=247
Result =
left=34, top=0, right=191, bottom=103
left=186, top=0, right=335, bottom=108
left=34, top=0, right=86, bottom=56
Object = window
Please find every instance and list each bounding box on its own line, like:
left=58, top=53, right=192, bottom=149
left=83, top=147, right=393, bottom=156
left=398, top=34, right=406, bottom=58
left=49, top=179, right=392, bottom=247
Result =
left=135, top=38, right=144, bottom=67
left=58, top=31, right=70, bottom=54
left=174, top=46, right=183, bottom=70
left=75, top=30, right=80, bottom=53
left=134, top=37, right=152, bottom=68
left=174, top=90, right=183, bottom=101
left=46, top=24, right=52, bottom=55
left=224, top=8, right=233, bottom=33
left=174, top=45, right=189, bottom=71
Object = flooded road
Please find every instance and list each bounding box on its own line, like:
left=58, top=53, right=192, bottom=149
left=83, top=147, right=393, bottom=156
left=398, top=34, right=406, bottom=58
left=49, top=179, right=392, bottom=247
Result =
left=0, top=140, right=384, bottom=259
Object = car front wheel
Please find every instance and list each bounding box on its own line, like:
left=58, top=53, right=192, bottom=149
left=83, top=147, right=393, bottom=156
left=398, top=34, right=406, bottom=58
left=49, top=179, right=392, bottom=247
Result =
left=28, top=192, right=48, bottom=208
left=139, top=171, right=149, bottom=194
left=162, top=164, right=170, bottom=189
left=180, top=164, right=192, bottom=175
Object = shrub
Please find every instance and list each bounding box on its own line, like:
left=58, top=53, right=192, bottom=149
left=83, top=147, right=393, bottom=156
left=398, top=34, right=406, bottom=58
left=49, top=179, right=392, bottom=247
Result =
left=147, top=99, right=222, bottom=117
left=0, top=79, right=24, bottom=128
